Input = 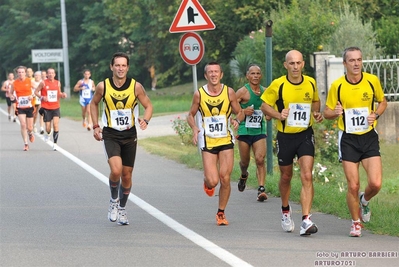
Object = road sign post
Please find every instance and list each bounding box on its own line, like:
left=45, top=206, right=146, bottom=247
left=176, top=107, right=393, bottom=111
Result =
left=170, top=0, right=216, bottom=153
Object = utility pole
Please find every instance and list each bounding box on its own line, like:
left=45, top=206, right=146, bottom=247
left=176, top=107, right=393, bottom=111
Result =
left=60, top=0, right=70, bottom=98
left=265, top=20, right=273, bottom=175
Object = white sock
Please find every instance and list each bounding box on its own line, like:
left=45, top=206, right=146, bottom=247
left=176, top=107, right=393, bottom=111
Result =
left=361, top=194, right=369, bottom=206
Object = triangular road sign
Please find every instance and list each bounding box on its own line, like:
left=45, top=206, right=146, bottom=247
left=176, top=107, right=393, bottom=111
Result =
left=169, top=0, right=216, bottom=33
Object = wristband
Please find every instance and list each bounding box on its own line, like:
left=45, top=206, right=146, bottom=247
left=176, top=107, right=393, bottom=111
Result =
left=143, top=119, right=149, bottom=125
left=234, top=118, right=241, bottom=124
left=93, top=124, right=100, bottom=129
left=375, top=113, right=380, bottom=120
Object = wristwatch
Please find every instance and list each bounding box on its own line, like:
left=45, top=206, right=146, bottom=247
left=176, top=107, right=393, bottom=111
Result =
left=375, top=113, right=380, bottom=120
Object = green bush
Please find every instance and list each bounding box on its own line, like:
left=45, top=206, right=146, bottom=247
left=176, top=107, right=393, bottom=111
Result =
left=171, top=116, right=194, bottom=146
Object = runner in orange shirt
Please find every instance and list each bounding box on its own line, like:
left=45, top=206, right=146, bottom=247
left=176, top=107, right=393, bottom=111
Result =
left=34, top=68, right=67, bottom=151
left=9, top=66, right=35, bottom=151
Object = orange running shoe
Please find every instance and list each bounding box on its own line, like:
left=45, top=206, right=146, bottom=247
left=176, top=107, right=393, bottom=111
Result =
left=83, top=120, right=87, bottom=128
left=29, top=133, right=35, bottom=143
left=23, top=144, right=29, bottom=151
left=216, top=212, right=229, bottom=226
left=203, top=182, right=215, bottom=197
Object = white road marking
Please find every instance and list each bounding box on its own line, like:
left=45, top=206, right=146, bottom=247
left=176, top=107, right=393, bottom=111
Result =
left=56, top=145, right=253, bottom=267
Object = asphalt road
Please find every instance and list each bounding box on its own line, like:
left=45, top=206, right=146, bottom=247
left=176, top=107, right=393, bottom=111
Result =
left=0, top=104, right=398, bottom=267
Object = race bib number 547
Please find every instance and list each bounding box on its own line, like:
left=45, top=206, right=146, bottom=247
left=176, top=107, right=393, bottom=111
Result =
left=204, top=115, right=227, bottom=138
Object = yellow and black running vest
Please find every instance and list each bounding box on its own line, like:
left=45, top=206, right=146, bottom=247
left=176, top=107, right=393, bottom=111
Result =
left=197, top=84, right=235, bottom=149
left=101, top=78, right=138, bottom=131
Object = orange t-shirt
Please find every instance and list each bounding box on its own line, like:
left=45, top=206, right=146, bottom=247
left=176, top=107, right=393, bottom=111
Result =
left=14, top=78, right=34, bottom=108
left=40, top=79, right=61, bottom=110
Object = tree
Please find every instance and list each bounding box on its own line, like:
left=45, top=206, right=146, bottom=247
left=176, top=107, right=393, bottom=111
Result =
left=376, top=18, right=399, bottom=56
left=0, top=0, right=62, bottom=76
left=326, top=3, right=383, bottom=58
left=231, top=0, right=338, bottom=81
left=72, top=1, right=127, bottom=83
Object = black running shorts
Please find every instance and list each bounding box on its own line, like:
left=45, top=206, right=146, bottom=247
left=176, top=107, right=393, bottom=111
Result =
left=276, top=127, right=315, bottom=166
left=42, top=108, right=61, bottom=122
left=237, top=134, right=267, bottom=146
left=201, top=143, right=234, bottom=154
left=338, top=129, right=380, bottom=163
left=103, top=126, right=138, bottom=167
left=17, top=107, right=34, bottom=118
left=6, top=97, right=16, bottom=106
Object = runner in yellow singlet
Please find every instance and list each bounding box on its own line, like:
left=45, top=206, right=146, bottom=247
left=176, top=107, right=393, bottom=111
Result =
left=323, top=46, right=387, bottom=237
left=261, top=50, right=323, bottom=236
left=187, top=62, right=244, bottom=226
left=90, top=52, right=153, bottom=226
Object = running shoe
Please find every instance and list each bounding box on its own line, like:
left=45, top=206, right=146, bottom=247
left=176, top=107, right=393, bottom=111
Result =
left=33, top=126, right=37, bottom=133
left=300, top=215, right=318, bottom=236
left=23, top=144, right=29, bottom=151
left=13, top=117, right=16, bottom=122
left=281, top=206, right=295, bottom=232
left=203, top=182, right=215, bottom=197
left=53, top=144, right=58, bottom=151
left=358, top=192, right=371, bottom=223
left=349, top=221, right=363, bottom=237
left=87, top=124, right=91, bottom=131
left=216, top=212, right=228, bottom=226
left=8, top=115, right=11, bottom=121
left=40, top=128, right=44, bottom=135
left=108, top=199, right=119, bottom=222
left=257, top=186, right=268, bottom=202
left=117, top=207, right=129, bottom=225
left=44, top=134, right=49, bottom=143
left=238, top=172, right=248, bottom=192
left=83, top=120, right=87, bottom=128
left=29, top=132, right=35, bottom=143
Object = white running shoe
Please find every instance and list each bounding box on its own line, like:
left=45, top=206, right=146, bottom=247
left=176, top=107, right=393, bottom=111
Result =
left=117, top=207, right=129, bottom=225
left=53, top=144, right=58, bottom=151
left=281, top=206, right=295, bottom=232
left=349, top=221, right=363, bottom=237
left=33, top=126, right=37, bottom=133
left=359, top=192, right=371, bottom=222
left=44, top=134, right=49, bottom=143
left=300, top=215, right=318, bottom=236
left=108, top=199, right=119, bottom=222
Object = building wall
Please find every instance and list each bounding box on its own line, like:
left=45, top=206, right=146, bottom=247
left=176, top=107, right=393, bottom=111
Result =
left=376, top=102, right=399, bottom=143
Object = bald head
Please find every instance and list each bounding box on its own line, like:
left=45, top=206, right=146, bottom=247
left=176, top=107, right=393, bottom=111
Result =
left=285, top=50, right=303, bottom=62
left=284, top=50, right=305, bottom=82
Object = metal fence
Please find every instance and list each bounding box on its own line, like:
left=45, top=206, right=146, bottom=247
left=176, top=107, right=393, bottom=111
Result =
left=363, top=55, right=399, bottom=101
